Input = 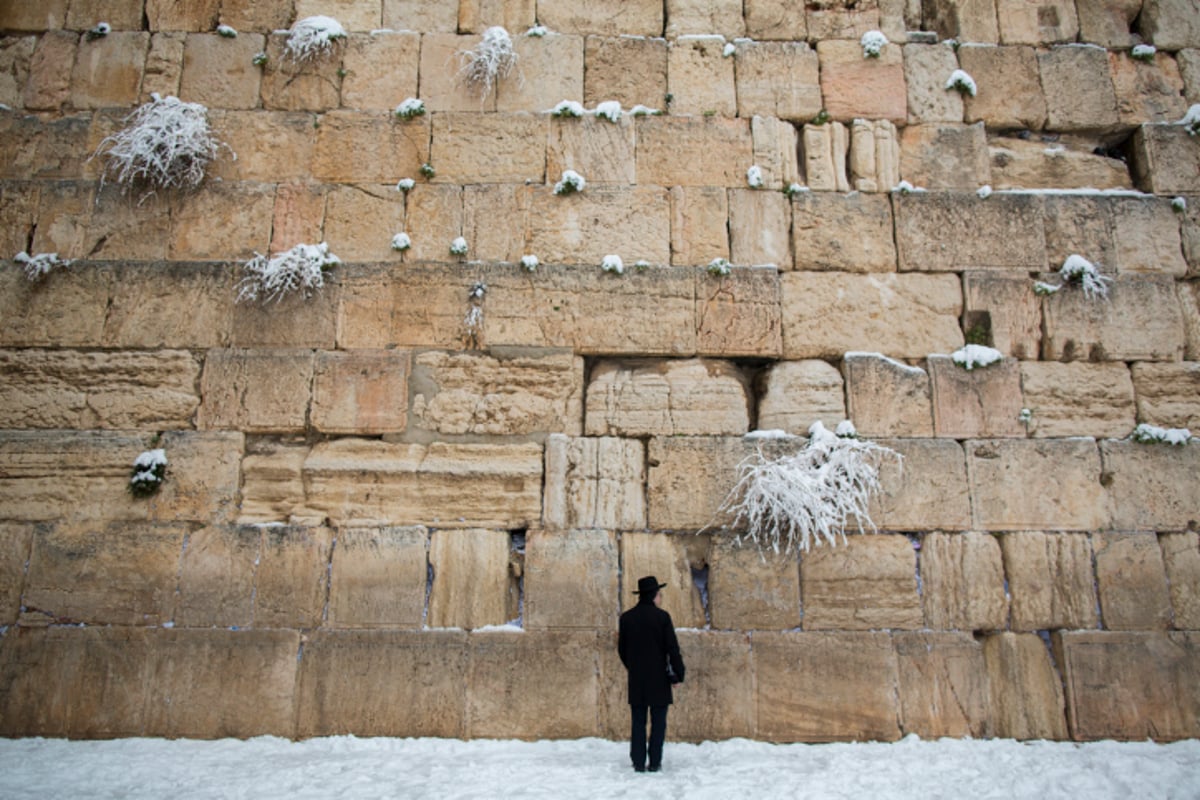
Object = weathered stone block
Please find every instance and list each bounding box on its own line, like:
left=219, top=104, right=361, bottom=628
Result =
left=179, top=32, right=264, bottom=109
left=547, top=115, right=636, bottom=186
left=524, top=529, right=618, bottom=630
left=0, top=182, right=37, bottom=258
left=382, top=0, right=458, bottom=31
left=646, top=436, right=766, bottom=531
left=754, top=631, right=901, bottom=742
left=1161, top=532, right=1200, bottom=629
left=430, top=112, right=547, bottom=183
left=252, top=525, right=332, bottom=629
left=176, top=524, right=258, bottom=629
left=667, top=35, right=736, bottom=117
left=1102, top=439, right=1200, bottom=532
left=313, top=111, right=430, bottom=183
left=896, top=191, right=1046, bottom=271
left=197, top=348, right=314, bottom=433
left=340, top=31, right=420, bottom=111
left=536, top=0, right=662, bottom=35
left=963, top=271, right=1042, bottom=360
left=168, top=181, right=275, bottom=261
left=22, top=29, right=74, bottom=110
left=895, top=632, right=991, bottom=738
left=696, top=266, right=783, bottom=358
left=983, top=632, right=1068, bottom=740
left=791, top=191, right=895, bottom=273
left=208, top=111, right=317, bottom=183
left=238, top=441, right=310, bottom=525
left=921, top=531, right=1007, bottom=630
left=296, top=629, right=467, bottom=737
left=1094, top=532, right=1172, bottom=631
left=869, top=438, right=973, bottom=531
left=958, top=44, right=1047, bottom=129
left=1139, top=0, right=1200, bottom=50
left=752, top=114, right=802, bottom=191
left=0, top=0, right=68, bottom=32
left=327, top=526, right=427, bottom=629
left=817, top=39, right=907, bottom=124
left=543, top=435, right=646, bottom=531
left=670, top=186, right=729, bottom=266
left=145, top=0, right=219, bottom=30
left=1132, top=124, right=1200, bottom=195
left=231, top=280, right=339, bottom=350
left=1106, top=196, right=1189, bottom=277
left=141, top=31, right=185, bottom=100
left=1056, top=631, right=1200, bottom=740
left=665, top=0, right=744, bottom=37
left=1019, top=361, right=1135, bottom=438
left=1110, top=52, right=1188, bottom=127
left=0, top=349, right=200, bottom=430
left=1039, top=45, right=1121, bottom=132
left=428, top=529, right=511, bottom=630
left=302, top=440, right=543, bottom=528
left=757, top=360, right=846, bottom=434
left=0, top=112, right=89, bottom=179
left=900, top=122, right=991, bottom=190
left=1131, top=362, right=1200, bottom=428
left=417, top=33, right=497, bottom=112
left=0, top=523, right=33, bottom=625
left=849, top=118, right=901, bottom=193
left=457, top=0, right=536, bottom=33
left=903, top=42, right=964, bottom=124
left=729, top=189, right=791, bottom=267
left=585, top=358, right=750, bottom=437
left=843, top=352, right=933, bottom=437
left=1182, top=280, right=1200, bottom=361
left=0, top=36, right=35, bottom=107
left=636, top=116, right=753, bottom=187
left=583, top=35, right=667, bottom=109
left=801, top=121, right=849, bottom=191
left=1076, top=0, right=1140, bottom=47
left=461, top=184, right=530, bottom=263
left=807, top=0, right=884, bottom=39
left=1001, top=531, right=1098, bottom=630
left=311, top=349, right=410, bottom=435
left=801, top=534, right=921, bottom=631
left=619, top=532, right=706, bottom=629
left=708, top=539, right=801, bottom=630
left=743, top=0, right=808, bottom=39
left=258, top=33, right=342, bottom=112
left=1042, top=275, right=1184, bottom=362
left=967, top=439, right=1106, bottom=531
left=783, top=272, right=962, bottom=359
left=218, top=0, right=292, bottom=31
left=990, top=136, right=1132, bottom=191
left=496, top=32, right=583, bottom=112
left=400, top=184, right=465, bottom=264
left=996, top=0, right=1079, bottom=43
left=735, top=41, right=821, bottom=121
left=294, top=0, right=380, bottom=31
left=69, top=31, right=148, bottom=108
left=929, top=354, right=1024, bottom=438
left=670, top=631, right=755, bottom=740
left=529, top=186, right=671, bottom=266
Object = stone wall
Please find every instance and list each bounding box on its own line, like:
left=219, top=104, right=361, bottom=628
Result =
left=1, top=0, right=1199, bottom=742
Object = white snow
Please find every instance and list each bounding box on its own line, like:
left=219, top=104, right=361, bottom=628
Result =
left=951, top=344, right=1004, bottom=370
left=1173, top=197, right=1187, bottom=212
left=236, top=242, right=340, bottom=304
left=526, top=25, right=548, bottom=37
left=95, top=94, right=224, bottom=194
left=723, top=42, right=736, bottom=57
left=13, top=251, right=68, bottom=281
left=746, top=164, right=764, bottom=189
left=629, top=104, right=660, bottom=116
left=391, top=232, right=411, bottom=251
left=450, top=237, right=468, bottom=256
left=708, top=257, right=732, bottom=276
left=1179, top=104, right=1200, bottom=135
left=216, top=24, right=237, bottom=37
left=861, top=30, right=888, bottom=57
left=549, top=100, right=585, bottom=117
left=1059, top=254, right=1112, bottom=299
left=458, top=27, right=517, bottom=97
left=394, top=97, right=425, bottom=118
left=594, top=100, right=623, bottom=122
left=396, top=177, right=415, bottom=191
left=520, top=254, right=539, bottom=271
left=835, top=420, right=858, bottom=438
left=1132, top=422, right=1193, bottom=445
left=554, top=169, right=586, bottom=195
left=133, top=448, right=167, bottom=470
left=285, top=16, right=346, bottom=62
left=1132, top=43, right=1157, bottom=59
left=946, top=69, right=977, bottom=96
left=977, top=185, right=993, bottom=199
left=601, top=254, right=624, bottom=274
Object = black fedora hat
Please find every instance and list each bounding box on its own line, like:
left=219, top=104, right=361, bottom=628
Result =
left=633, top=575, right=667, bottom=595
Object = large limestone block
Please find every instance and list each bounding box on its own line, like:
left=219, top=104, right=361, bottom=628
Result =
left=176, top=524, right=259, bottom=629
left=0, top=349, right=200, bottom=430
left=0, top=181, right=37, bottom=258
left=418, top=33, right=496, bottom=112
left=802, top=121, right=849, bottom=191
left=869, top=438, right=973, bottom=531
left=141, top=31, right=185, bottom=100
left=895, top=632, right=991, bottom=738
left=695, top=266, right=783, bottom=358
left=895, top=191, right=1046, bottom=271
left=1041, top=275, right=1184, bottom=362
left=547, top=115, right=636, bottom=186
left=1076, top=0, right=1141, bottom=47
left=45, top=184, right=171, bottom=261
left=145, top=629, right=300, bottom=739
left=27, top=181, right=98, bottom=258
left=636, top=116, right=753, bottom=187
left=1105, top=196, right=1189, bottom=277
left=1094, top=532, right=1172, bottom=631
left=496, top=32, right=584, bottom=113
left=996, top=0, right=1078, bottom=43
left=253, top=525, right=333, bottom=629
left=1056, top=631, right=1200, bottom=740
left=1102, top=439, right=1200, bottom=532
left=670, top=187, right=729, bottom=265
left=313, top=111, right=430, bottom=183
left=208, top=111, right=317, bottom=183
left=983, top=632, right=1068, bottom=740
left=1001, top=531, right=1098, bottom=630
left=989, top=137, right=1132, bottom=190
left=670, top=631, right=755, bottom=740
left=21, top=30, right=73, bottom=111
left=462, top=184, right=531, bottom=263
left=527, top=186, right=670, bottom=266
left=929, top=354, right=1024, bottom=438
left=1019, top=361, right=1136, bottom=438
left=410, top=349, right=582, bottom=438
left=0, top=113, right=89, bottom=180
left=145, top=0, right=219, bottom=30
left=734, top=41, right=821, bottom=121
left=382, top=0, right=458, bottom=31
left=1139, top=0, right=1200, bottom=50
left=467, top=630, right=601, bottom=738
left=70, top=31, right=148, bottom=108
left=801, top=534, right=922, bottom=631
left=258, top=33, right=343, bottom=112
left=1039, top=45, right=1121, bottom=133
left=197, top=348, right=314, bottom=433
left=1183, top=281, right=1200, bottom=361
left=963, top=271, right=1042, bottom=360
left=0, top=429, right=243, bottom=524
left=816, top=39, right=907, bottom=125
left=967, top=439, right=1106, bottom=531
left=958, top=44, right=1047, bottom=129
left=754, top=631, right=901, bottom=742
left=0, top=523, right=33, bottom=625
left=583, top=35, right=667, bottom=109
left=757, top=360, right=847, bottom=434
left=843, top=352, right=933, bottom=437
left=1, top=0, right=68, bottom=31
left=708, top=540, right=801, bottom=630
left=1132, top=124, right=1200, bottom=194
left=21, top=521, right=186, bottom=627
left=791, top=191, right=896, bottom=273
left=543, top=435, right=646, bottom=530
left=619, top=532, right=706, bottom=629
left=524, top=529, right=619, bottom=630
left=302, top=440, right=543, bottom=528
left=782, top=272, right=963, bottom=360
left=219, top=0, right=292, bottom=31
left=231, top=280, right=339, bottom=350
left=1132, top=362, right=1200, bottom=428
left=752, top=114, right=802, bottom=191
left=849, top=118, right=902, bottom=193
left=430, top=112, right=548, bottom=184
left=458, top=0, right=536, bottom=33
left=808, top=0, right=890, bottom=39
left=585, top=359, right=751, bottom=437
left=296, top=630, right=468, bottom=737
left=921, top=531, right=1008, bottom=630
left=537, top=0, right=662, bottom=35
left=311, top=349, right=410, bottom=435
left=428, top=529, right=511, bottom=629
left=179, top=32, right=264, bottom=109
left=729, top=189, right=791, bottom=267
left=667, top=35, right=736, bottom=117
left=1161, top=532, right=1200, bottom=629
left=168, top=182, right=276, bottom=261
left=903, top=42, right=964, bottom=124
left=744, top=0, right=809, bottom=39
left=647, top=436, right=782, bottom=530
left=340, top=31, right=420, bottom=111
left=292, top=0, right=379, bottom=32
left=327, top=526, right=428, bottom=629
left=900, top=123, right=991, bottom=190
left=400, top=184, right=465, bottom=264
left=1110, top=52, right=1188, bottom=127
left=665, top=0, right=744, bottom=37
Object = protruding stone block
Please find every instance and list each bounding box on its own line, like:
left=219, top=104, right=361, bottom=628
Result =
left=667, top=35, right=736, bottom=117
left=1131, top=363, right=1200, bottom=428
left=1076, top=0, right=1141, bottom=47
left=843, top=352, right=933, bottom=437
left=327, top=526, right=427, bottom=629
left=801, top=534, right=921, bottom=631
left=921, top=531, right=1007, bottom=630
left=1110, top=51, right=1188, bottom=127
left=1001, top=531, right=1098, bottom=631
left=1019, top=361, right=1135, bottom=438
left=958, top=44, right=1047, bottom=129
left=524, top=529, right=618, bottom=630
left=1161, top=532, right=1200, bottom=629
left=253, top=525, right=332, bottom=629
left=791, top=191, right=896, bottom=273
left=996, top=0, right=1079, bottom=43
left=1101, top=439, right=1200, bottom=532
left=636, top=116, right=753, bottom=187
left=903, top=42, right=964, bottom=124
left=984, top=632, right=1068, bottom=740
left=543, top=435, right=646, bottom=531
left=671, top=631, right=755, bottom=740
left=967, top=439, right=1106, bottom=531
left=735, top=41, right=821, bottom=121
left=619, top=532, right=706, bottom=629
left=929, top=354, right=1024, bottom=438
left=758, top=360, right=846, bottom=434
left=585, top=358, right=750, bottom=437
left=850, top=118, right=902, bottom=192
left=895, top=632, right=991, bottom=738
left=197, top=348, right=314, bottom=433
left=1039, top=45, right=1121, bottom=132
left=708, top=539, right=801, bottom=630
left=990, top=136, right=1132, bottom=190
left=817, top=39, right=907, bottom=124
left=429, top=529, right=511, bottom=630
left=900, top=122, right=991, bottom=190
left=1132, top=124, right=1200, bottom=195
left=176, top=524, right=259, bottom=629
left=583, top=34, right=667, bottom=109
left=695, top=266, right=783, bottom=358
left=1042, top=275, right=1185, bottom=362
left=238, top=442, right=309, bottom=525
left=1094, top=532, right=1172, bottom=631
left=870, top=438, right=973, bottom=531
left=751, top=114, right=802, bottom=191
left=963, top=271, right=1042, bottom=360
left=1138, top=0, right=1200, bottom=50
left=896, top=191, right=1046, bottom=271
left=801, top=121, right=849, bottom=191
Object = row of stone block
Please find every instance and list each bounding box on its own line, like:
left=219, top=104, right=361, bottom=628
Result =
left=1, top=624, right=1196, bottom=741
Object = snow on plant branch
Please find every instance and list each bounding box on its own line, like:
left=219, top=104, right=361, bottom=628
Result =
left=285, top=16, right=347, bottom=63
left=14, top=251, right=69, bottom=281
left=1132, top=423, right=1192, bottom=445
left=458, top=26, right=517, bottom=98
left=236, top=242, right=340, bottom=304
left=713, top=421, right=900, bottom=554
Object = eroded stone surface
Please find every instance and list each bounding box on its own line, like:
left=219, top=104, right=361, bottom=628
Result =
left=1019, top=361, right=1136, bottom=438
left=1094, top=532, right=1172, bottom=631
left=523, top=529, right=619, bottom=630
left=895, top=632, right=991, bottom=738
left=585, top=359, right=750, bottom=437
left=543, top=435, right=646, bottom=531
left=843, top=353, right=933, bottom=437
left=428, top=529, right=511, bottom=630
left=327, top=526, right=427, bottom=629
left=921, top=532, right=1008, bottom=631
left=757, top=360, right=846, bottom=434
left=983, top=632, right=1068, bottom=740
left=619, top=532, right=706, bottom=629
left=966, top=439, right=1106, bottom=531
left=800, top=534, right=922, bottom=631
left=928, top=354, right=1024, bottom=439
left=708, top=539, right=801, bottom=630
left=1001, top=531, right=1099, bottom=631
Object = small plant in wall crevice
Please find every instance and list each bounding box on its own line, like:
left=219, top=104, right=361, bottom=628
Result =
left=458, top=26, right=518, bottom=98
left=130, top=446, right=167, bottom=498
left=13, top=252, right=69, bottom=282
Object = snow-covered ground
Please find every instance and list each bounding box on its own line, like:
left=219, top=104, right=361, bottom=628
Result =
left=1, top=735, right=1198, bottom=799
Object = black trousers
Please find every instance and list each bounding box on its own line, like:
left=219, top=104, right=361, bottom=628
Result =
left=629, top=705, right=668, bottom=769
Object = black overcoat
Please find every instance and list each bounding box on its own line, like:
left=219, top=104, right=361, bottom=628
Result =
left=617, top=598, right=685, bottom=707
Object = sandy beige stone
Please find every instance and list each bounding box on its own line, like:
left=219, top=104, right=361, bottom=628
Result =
left=817, top=39, right=907, bottom=124
left=145, top=0, right=220, bottom=30
left=670, top=186, right=729, bottom=266
left=921, top=531, right=1007, bottom=630
left=197, top=348, right=314, bottom=433
left=667, top=35, right=736, bottom=117
left=708, top=539, right=801, bottom=630
left=1107, top=196, right=1189, bottom=277
left=619, top=532, right=706, bottom=629
left=340, top=31, right=420, bottom=111
left=71, top=185, right=172, bottom=261
left=869, top=438, right=973, bottom=531
left=0, top=0, right=68, bottom=31
left=744, top=0, right=808, bottom=39
left=983, top=632, right=1068, bottom=739
left=996, top=0, right=1078, bottom=43
left=457, top=0, right=536, bottom=32
left=637, top=116, right=753, bottom=187
left=293, top=0, right=380, bottom=30
left=1182, top=281, right=1200, bottom=361
left=418, top=33, right=497, bottom=112
left=958, top=44, right=1047, bottom=129
left=312, top=349, right=410, bottom=435
left=791, top=191, right=895, bottom=273
left=1102, top=439, right=1200, bottom=532
left=850, top=118, right=901, bottom=192
left=1139, top=0, right=1200, bottom=50
left=802, top=121, right=849, bottom=191
left=583, top=35, right=667, bottom=109
left=382, top=0, right=458, bottom=31
left=729, top=189, right=791, bottom=267
left=69, top=31, right=148, bottom=108
left=327, top=526, right=427, bottom=629
left=430, top=112, right=547, bottom=184
left=801, top=534, right=921, bottom=631
left=258, top=33, right=343, bottom=112
left=251, top=525, right=333, bottom=629
left=929, top=354, right=1024, bottom=438
left=989, top=136, right=1132, bottom=190
left=547, top=116, right=636, bottom=186
left=671, top=631, right=756, bottom=740
left=537, top=0, right=662, bottom=35
left=647, top=436, right=778, bottom=530
left=22, top=30, right=75, bottom=110
left=0, top=113, right=89, bottom=180
left=900, top=123, right=991, bottom=190
left=1001, top=531, right=1098, bottom=631
left=963, top=271, right=1042, bottom=360
left=754, top=631, right=901, bottom=742
left=1076, top=0, right=1140, bottom=47
left=218, top=0, right=291, bottom=31
left=179, top=32, right=264, bottom=109
left=168, top=182, right=275, bottom=261
left=895, top=191, right=1046, bottom=271
left=1161, top=532, right=1200, bottom=629
left=757, top=360, right=846, bottom=434
left=1094, top=532, right=1171, bottom=631
left=176, top=524, right=259, bottom=629
left=208, top=111, right=316, bottom=183
left=313, top=111, right=430, bottom=183
left=967, top=439, right=1106, bottom=531
left=527, top=185, right=670, bottom=265
left=269, top=182, right=327, bottom=257
left=0, top=523, right=33, bottom=625
left=1039, top=45, right=1121, bottom=133
left=1131, top=362, right=1200, bottom=428
left=1179, top=50, right=1200, bottom=103
left=296, top=629, right=467, bottom=737
left=843, top=352, right=933, bottom=437
left=903, top=42, right=964, bottom=124
left=1110, top=52, right=1188, bottom=127
left=1019, top=361, right=1136, bottom=438
left=752, top=115, right=802, bottom=191
left=0, top=36, right=35, bottom=107
left=735, top=41, right=821, bottom=121
left=427, top=529, right=511, bottom=630
left=0, top=182, right=37, bottom=258
left=895, top=632, right=991, bottom=738
left=232, top=280, right=339, bottom=350
left=461, top=184, right=531, bottom=263
left=808, top=0, right=886, bottom=39
left=238, top=441, right=311, bottom=525
left=665, top=0, right=744, bottom=37
left=543, top=435, right=646, bottom=531
left=400, top=184, right=465, bottom=264
left=141, top=32, right=185, bottom=100
left=496, top=32, right=583, bottom=113
left=585, top=358, right=750, bottom=437
left=524, top=529, right=618, bottom=630
left=1042, top=275, right=1184, bottom=362
left=1132, top=123, right=1200, bottom=195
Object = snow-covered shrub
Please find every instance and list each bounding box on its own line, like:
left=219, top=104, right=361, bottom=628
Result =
left=130, top=448, right=167, bottom=498
left=1132, top=423, right=1192, bottom=445
left=94, top=94, right=226, bottom=195
left=394, top=98, right=425, bottom=119
left=708, top=258, right=732, bottom=276
left=594, top=100, right=622, bottom=123
left=396, top=177, right=415, bottom=192
left=723, top=42, right=736, bottom=57
left=450, top=236, right=468, bottom=256
left=630, top=104, right=660, bottom=117
left=951, top=344, right=1004, bottom=370
left=601, top=254, right=624, bottom=275
left=634, top=259, right=651, bottom=272
left=1180, top=104, right=1200, bottom=136
left=977, top=185, right=993, bottom=199
left=420, top=162, right=435, bottom=178
left=526, top=25, right=548, bottom=37
left=87, top=22, right=110, bottom=41
left=554, top=169, right=586, bottom=195
left=893, top=180, right=924, bottom=194
left=714, top=421, right=900, bottom=554
left=746, top=164, right=765, bottom=189
left=14, top=252, right=69, bottom=282
left=784, top=183, right=807, bottom=198
left=1173, top=197, right=1187, bottom=213
left=1131, top=44, right=1156, bottom=62
left=253, top=51, right=268, bottom=66
left=1019, top=408, right=1033, bottom=425
left=811, top=109, right=830, bottom=125
left=835, top=420, right=859, bottom=439
left=237, top=242, right=340, bottom=304
left=464, top=282, right=486, bottom=344
left=285, top=16, right=347, bottom=63
left=520, top=254, right=539, bottom=272
left=391, top=233, right=411, bottom=251
left=861, top=30, right=888, bottom=58
left=1033, top=281, right=1061, bottom=296
left=945, top=69, right=977, bottom=97
left=458, top=26, right=517, bottom=98
left=217, top=24, right=237, bottom=38
left=1059, top=254, right=1112, bottom=299
left=550, top=100, right=584, bottom=118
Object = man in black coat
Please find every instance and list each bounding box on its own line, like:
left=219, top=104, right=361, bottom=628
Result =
left=617, top=575, right=685, bottom=773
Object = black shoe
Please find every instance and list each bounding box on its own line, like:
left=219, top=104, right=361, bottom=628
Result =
left=633, top=765, right=646, bottom=773
left=648, top=765, right=661, bottom=773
